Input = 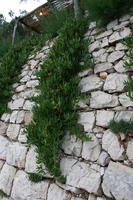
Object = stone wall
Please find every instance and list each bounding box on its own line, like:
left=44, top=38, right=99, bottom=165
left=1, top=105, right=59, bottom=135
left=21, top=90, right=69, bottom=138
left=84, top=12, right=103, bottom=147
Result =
left=0, top=14, right=133, bottom=200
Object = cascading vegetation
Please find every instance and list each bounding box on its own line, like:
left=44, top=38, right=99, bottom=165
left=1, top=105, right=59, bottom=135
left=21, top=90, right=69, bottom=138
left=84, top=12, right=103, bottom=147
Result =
left=25, top=16, right=93, bottom=183
left=0, top=34, right=48, bottom=116
left=109, top=120, right=133, bottom=134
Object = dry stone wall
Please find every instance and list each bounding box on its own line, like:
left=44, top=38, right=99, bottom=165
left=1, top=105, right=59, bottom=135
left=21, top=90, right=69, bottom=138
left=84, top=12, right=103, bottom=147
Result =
left=1, top=14, right=133, bottom=200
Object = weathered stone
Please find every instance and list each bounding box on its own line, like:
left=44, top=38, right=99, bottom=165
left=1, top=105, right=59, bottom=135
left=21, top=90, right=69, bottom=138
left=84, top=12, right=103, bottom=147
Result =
left=130, top=16, right=133, bottom=23
left=11, top=170, right=49, bottom=200
left=98, top=151, right=110, bottom=166
left=71, top=197, right=84, bottom=200
left=90, top=91, right=119, bottom=109
left=47, top=184, right=71, bottom=200
left=78, top=69, right=93, bottom=78
left=115, top=43, right=128, bottom=51
left=94, top=63, right=113, bottom=74
left=62, top=132, right=82, bottom=157
left=102, top=161, right=133, bottom=200
left=126, top=140, right=133, bottom=161
left=109, top=32, right=122, bottom=43
left=113, top=21, right=130, bottom=31
left=77, top=99, right=89, bottom=109
left=19, top=89, right=36, bottom=99
left=0, top=135, right=9, bottom=160
left=25, top=145, right=38, bottom=173
left=89, top=41, right=101, bottom=53
left=120, top=27, right=132, bottom=39
left=7, top=124, right=20, bottom=140
left=0, top=160, right=4, bottom=170
left=28, top=59, right=39, bottom=70
left=23, top=100, right=35, bottom=111
left=20, top=75, right=30, bottom=83
left=66, top=161, right=101, bottom=194
left=101, top=37, right=109, bottom=48
left=0, top=122, right=7, bottom=135
left=107, top=19, right=118, bottom=30
left=24, top=111, right=33, bottom=125
left=95, top=30, right=112, bottom=40
left=16, top=85, right=26, bottom=92
left=107, top=47, right=115, bottom=53
left=10, top=111, right=18, bottom=123
left=35, top=52, right=44, bottom=60
left=78, top=112, right=95, bottom=132
left=107, top=51, right=124, bottom=63
left=104, top=73, right=128, bottom=93
left=18, top=128, right=27, bottom=143
left=79, top=75, right=103, bottom=92
left=92, top=49, right=106, bottom=58
left=88, top=194, right=96, bottom=200
left=89, top=22, right=96, bottom=29
left=119, top=14, right=130, bottom=22
left=6, top=142, right=27, bottom=168
left=26, top=80, right=39, bottom=88
left=114, top=60, right=127, bottom=73
left=0, top=163, right=16, bottom=195
left=8, top=98, right=24, bottom=110
left=82, top=134, right=101, bottom=161
left=114, top=111, right=133, bottom=122
left=95, top=53, right=108, bottom=63
left=102, top=130, right=124, bottom=160
left=16, top=110, right=25, bottom=124
left=96, top=110, right=114, bottom=127
left=119, top=93, right=133, bottom=107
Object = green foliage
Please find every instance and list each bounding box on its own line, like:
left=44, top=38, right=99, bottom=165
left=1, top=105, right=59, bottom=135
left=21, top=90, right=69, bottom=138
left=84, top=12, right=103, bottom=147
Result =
left=25, top=16, right=92, bottom=182
left=109, top=119, right=133, bottom=134
left=40, top=9, right=73, bottom=38
left=0, top=190, right=6, bottom=198
left=0, top=34, right=47, bottom=116
left=80, top=0, right=133, bottom=26
left=29, top=173, right=43, bottom=183
left=125, top=79, right=133, bottom=100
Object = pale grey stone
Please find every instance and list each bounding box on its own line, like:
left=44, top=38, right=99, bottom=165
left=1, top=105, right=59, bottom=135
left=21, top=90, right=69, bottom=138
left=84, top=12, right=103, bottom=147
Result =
left=1, top=113, right=7, bottom=121
left=113, top=21, right=130, bottom=31
left=82, top=134, right=101, bottom=161
left=92, top=49, right=106, bottom=58
left=95, top=30, right=112, bottom=40
left=114, top=60, right=127, bottom=73
left=102, top=130, right=124, bottom=160
left=106, top=47, right=115, bottom=53
left=71, top=197, right=84, bottom=200
left=89, top=22, right=96, bottom=29
left=107, top=19, right=118, bottom=30
left=26, top=80, right=39, bottom=88
left=107, top=51, right=124, bottom=63
left=78, top=112, right=95, bottom=132
left=6, top=142, right=27, bottom=168
left=88, top=194, right=96, bottom=200
left=89, top=41, right=101, bottom=53
left=0, top=135, right=9, bottom=160
left=25, top=145, right=38, bottom=173
left=62, top=132, right=82, bottom=157
left=47, top=184, right=71, bottom=200
left=11, top=170, right=49, bottom=200
left=18, top=128, right=27, bottom=143
left=16, top=85, right=26, bottom=92
left=0, top=163, right=16, bottom=195
left=120, top=27, right=132, bottom=39
left=77, top=99, right=89, bottom=109
left=0, top=122, right=7, bottom=135
left=115, top=43, right=128, bottom=51
left=20, top=70, right=28, bottom=78
left=66, top=161, right=101, bottom=194
left=79, top=75, right=103, bottom=92
left=109, top=32, right=122, bottom=43
left=19, top=89, right=36, bottom=99
left=0, top=160, right=4, bottom=170
left=102, top=161, right=133, bottom=200
left=95, top=53, right=108, bottom=63
left=90, top=91, right=119, bottom=109
left=126, top=140, right=133, bottom=161
left=98, top=151, right=110, bottom=166
left=60, top=157, right=77, bottom=177
left=114, top=111, right=133, bottom=122
left=130, top=16, right=133, bottom=23
left=9, top=98, right=24, bottom=110
left=96, top=110, right=114, bottom=127
left=119, top=93, right=133, bottom=107
left=104, top=73, right=128, bottom=93
left=28, top=59, right=39, bottom=70
left=23, top=100, right=35, bottom=111
left=78, top=69, right=93, bottom=78
left=20, top=75, right=30, bottom=83
left=101, top=37, right=109, bottom=48
left=10, top=111, right=18, bottom=123
left=35, top=52, right=45, bottom=60
left=94, top=62, right=113, bottom=74
left=119, top=15, right=130, bottom=22
left=7, top=124, right=20, bottom=140
left=16, top=110, right=25, bottom=123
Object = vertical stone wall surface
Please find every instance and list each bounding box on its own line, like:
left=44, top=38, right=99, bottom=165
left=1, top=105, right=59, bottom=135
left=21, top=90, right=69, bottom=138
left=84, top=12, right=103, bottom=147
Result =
left=1, top=14, right=133, bottom=200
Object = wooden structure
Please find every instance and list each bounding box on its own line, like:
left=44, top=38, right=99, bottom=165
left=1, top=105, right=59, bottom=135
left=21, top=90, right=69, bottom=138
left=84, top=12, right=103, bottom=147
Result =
left=19, top=0, right=73, bottom=33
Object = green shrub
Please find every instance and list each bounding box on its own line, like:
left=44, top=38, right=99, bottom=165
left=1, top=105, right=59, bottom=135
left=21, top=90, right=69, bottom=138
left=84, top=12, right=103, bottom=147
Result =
left=81, top=0, right=133, bottom=26
left=0, top=190, right=6, bottom=198
left=25, top=16, right=93, bottom=182
left=0, top=34, right=47, bottom=116
left=109, top=119, right=133, bottom=134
